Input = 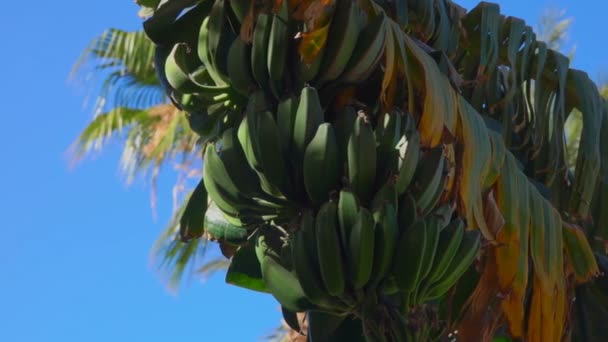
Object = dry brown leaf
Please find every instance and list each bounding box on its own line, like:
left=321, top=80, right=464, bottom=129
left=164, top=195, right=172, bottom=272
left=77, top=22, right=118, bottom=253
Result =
left=457, top=250, right=503, bottom=342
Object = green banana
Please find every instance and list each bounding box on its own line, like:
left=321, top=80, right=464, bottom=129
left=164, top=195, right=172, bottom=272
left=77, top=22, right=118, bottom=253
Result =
left=392, top=219, right=427, bottom=292
left=267, top=0, right=289, bottom=82
left=206, top=0, right=235, bottom=77
left=317, top=0, right=363, bottom=84
left=188, top=66, right=213, bottom=87
left=237, top=92, right=290, bottom=197
left=238, top=90, right=268, bottom=162
left=303, top=123, right=341, bottom=205
left=418, top=214, right=443, bottom=282
left=293, top=86, right=325, bottom=158
left=348, top=207, right=375, bottom=289
left=198, top=16, right=229, bottom=86
left=255, top=229, right=315, bottom=312
left=253, top=110, right=292, bottom=196
left=338, top=189, right=360, bottom=248
left=423, top=230, right=481, bottom=301
left=291, top=210, right=345, bottom=311
left=237, top=111, right=260, bottom=171
left=420, top=164, right=448, bottom=217
left=340, top=13, right=387, bottom=84
left=397, top=192, right=418, bottom=233
left=202, top=144, right=275, bottom=225
left=228, top=0, right=248, bottom=24
left=217, top=127, right=264, bottom=197
left=226, top=37, right=257, bottom=96
left=425, top=218, right=465, bottom=284
left=202, top=142, right=248, bottom=217
left=412, top=214, right=442, bottom=304
left=316, top=200, right=346, bottom=297
left=292, top=86, right=325, bottom=195
left=276, top=95, right=299, bottom=156
left=395, top=129, right=421, bottom=195
left=154, top=45, right=179, bottom=105
left=143, top=0, right=207, bottom=46
left=369, top=203, right=399, bottom=287
left=348, top=116, right=377, bottom=203
left=371, top=180, right=398, bottom=211
left=375, top=110, right=404, bottom=182
left=333, top=105, right=358, bottom=173
left=164, top=43, right=201, bottom=93
left=144, top=0, right=215, bottom=48
left=203, top=201, right=249, bottom=245
left=182, top=100, right=221, bottom=138
left=218, top=128, right=287, bottom=205
left=251, top=13, right=272, bottom=93
left=411, top=147, right=446, bottom=214
left=189, top=68, right=233, bottom=102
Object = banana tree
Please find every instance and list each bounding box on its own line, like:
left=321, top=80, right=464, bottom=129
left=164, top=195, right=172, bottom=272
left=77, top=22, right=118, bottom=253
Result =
left=135, top=0, right=608, bottom=340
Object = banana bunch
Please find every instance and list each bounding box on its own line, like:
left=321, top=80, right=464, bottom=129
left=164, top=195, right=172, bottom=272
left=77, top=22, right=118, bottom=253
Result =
left=233, top=89, right=478, bottom=340
left=142, top=1, right=485, bottom=340
left=145, top=0, right=394, bottom=142
left=259, top=198, right=480, bottom=340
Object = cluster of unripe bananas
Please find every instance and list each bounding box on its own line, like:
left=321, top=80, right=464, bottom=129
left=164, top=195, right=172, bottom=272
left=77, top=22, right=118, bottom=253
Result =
left=151, top=0, right=389, bottom=138
left=146, top=0, right=482, bottom=339
left=203, top=86, right=480, bottom=339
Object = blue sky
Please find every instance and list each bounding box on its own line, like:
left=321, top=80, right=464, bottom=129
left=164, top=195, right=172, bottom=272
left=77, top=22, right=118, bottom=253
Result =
left=0, top=1, right=605, bottom=341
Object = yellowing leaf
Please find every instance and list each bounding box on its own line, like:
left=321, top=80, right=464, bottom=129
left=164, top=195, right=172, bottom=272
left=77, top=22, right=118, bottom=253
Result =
left=527, top=276, right=551, bottom=342
left=484, top=131, right=506, bottom=191
left=380, top=24, right=396, bottom=109
left=494, top=156, right=529, bottom=338
left=298, top=23, right=330, bottom=64
left=483, top=190, right=504, bottom=238
left=456, top=98, right=492, bottom=239
left=401, top=34, right=449, bottom=148
left=563, top=222, right=600, bottom=283
left=529, top=185, right=551, bottom=290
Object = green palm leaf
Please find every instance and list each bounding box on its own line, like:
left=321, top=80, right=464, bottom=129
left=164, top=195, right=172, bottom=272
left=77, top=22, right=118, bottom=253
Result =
left=151, top=193, right=210, bottom=291
left=71, top=107, right=155, bottom=160
left=72, top=27, right=210, bottom=290
left=72, top=29, right=164, bottom=111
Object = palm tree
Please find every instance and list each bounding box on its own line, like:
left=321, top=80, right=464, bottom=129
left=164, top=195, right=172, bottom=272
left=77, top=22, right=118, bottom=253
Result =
left=70, top=28, right=228, bottom=289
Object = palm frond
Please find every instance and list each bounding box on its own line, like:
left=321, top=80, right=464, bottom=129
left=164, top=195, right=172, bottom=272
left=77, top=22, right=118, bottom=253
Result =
left=118, top=105, right=200, bottom=184
left=536, top=8, right=575, bottom=56
left=70, top=107, right=157, bottom=161
left=197, top=257, right=231, bottom=280
left=72, top=29, right=165, bottom=112
left=72, top=27, right=208, bottom=292
left=151, top=190, right=210, bottom=292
